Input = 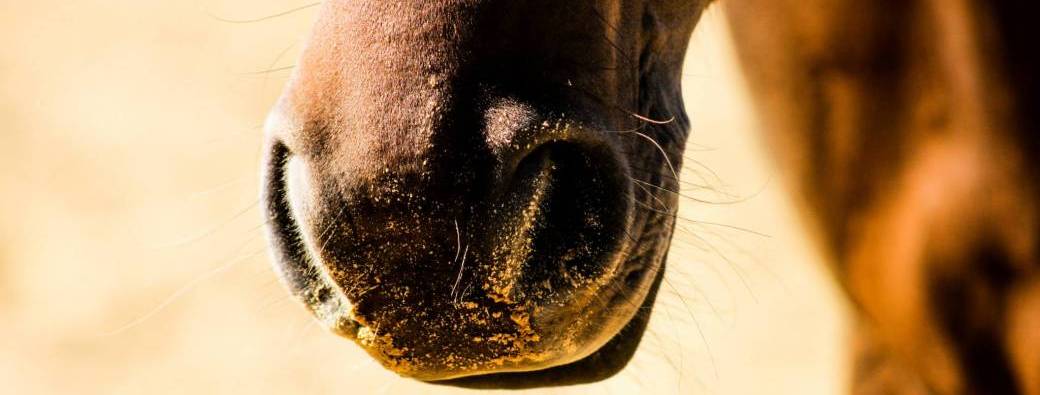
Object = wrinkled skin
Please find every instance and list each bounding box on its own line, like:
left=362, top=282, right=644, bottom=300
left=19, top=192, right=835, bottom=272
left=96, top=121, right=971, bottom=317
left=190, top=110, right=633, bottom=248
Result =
left=262, top=0, right=1040, bottom=392
left=262, top=0, right=705, bottom=383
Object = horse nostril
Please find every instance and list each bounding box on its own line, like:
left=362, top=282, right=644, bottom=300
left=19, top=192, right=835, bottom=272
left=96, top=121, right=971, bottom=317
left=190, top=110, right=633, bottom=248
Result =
left=262, top=141, right=299, bottom=263
left=493, top=141, right=631, bottom=304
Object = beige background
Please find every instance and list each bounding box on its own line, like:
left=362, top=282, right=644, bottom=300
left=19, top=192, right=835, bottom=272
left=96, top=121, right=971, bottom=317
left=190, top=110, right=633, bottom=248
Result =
left=0, top=2, right=850, bottom=394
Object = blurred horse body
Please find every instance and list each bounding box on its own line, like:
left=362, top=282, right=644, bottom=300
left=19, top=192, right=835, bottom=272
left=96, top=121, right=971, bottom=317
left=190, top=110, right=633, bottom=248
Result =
left=727, top=1, right=1040, bottom=393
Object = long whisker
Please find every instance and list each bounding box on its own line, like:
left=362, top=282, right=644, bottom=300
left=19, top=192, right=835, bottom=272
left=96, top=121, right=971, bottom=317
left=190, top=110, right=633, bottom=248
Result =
left=635, top=178, right=758, bottom=206
left=629, top=112, right=676, bottom=125
left=207, top=3, right=321, bottom=24
left=626, top=130, right=680, bottom=183
left=453, top=219, right=462, bottom=263
left=451, top=245, right=470, bottom=302
left=100, top=243, right=267, bottom=336
left=243, top=65, right=296, bottom=75
left=149, top=200, right=260, bottom=248
left=662, top=276, right=718, bottom=379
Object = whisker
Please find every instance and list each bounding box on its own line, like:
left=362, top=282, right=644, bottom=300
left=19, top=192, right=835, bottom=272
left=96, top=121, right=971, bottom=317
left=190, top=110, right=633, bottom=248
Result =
left=207, top=2, right=321, bottom=24
left=149, top=199, right=260, bottom=249
left=684, top=227, right=758, bottom=302
left=99, top=244, right=267, bottom=336
left=453, top=219, right=462, bottom=263
left=635, top=178, right=752, bottom=206
left=261, top=41, right=301, bottom=91
left=451, top=245, right=470, bottom=302
left=663, top=276, right=718, bottom=379
left=628, top=112, right=676, bottom=125
left=634, top=180, right=669, bottom=210
left=242, top=65, right=296, bottom=75
left=186, top=173, right=256, bottom=201
left=317, top=205, right=348, bottom=252
left=653, top=277, right=688, bottom=388
left=625, top=130, right=680, bottom=183
left=627, top=194, right=770, bottom=238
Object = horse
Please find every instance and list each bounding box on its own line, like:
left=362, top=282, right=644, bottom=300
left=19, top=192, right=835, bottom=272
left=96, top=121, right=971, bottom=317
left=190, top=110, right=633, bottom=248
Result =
left=261, top=1, right=1039, bottom=392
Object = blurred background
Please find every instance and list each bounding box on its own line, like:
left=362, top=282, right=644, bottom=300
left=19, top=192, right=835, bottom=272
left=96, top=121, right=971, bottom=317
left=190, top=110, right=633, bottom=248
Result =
left=0, top=2, right=850, bottom=393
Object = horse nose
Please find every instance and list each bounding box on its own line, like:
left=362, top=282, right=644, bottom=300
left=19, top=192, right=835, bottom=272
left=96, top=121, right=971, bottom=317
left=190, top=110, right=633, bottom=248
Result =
left=263, top=97, right=632, bottom=300
left=261, top=95, right=636, bottom=374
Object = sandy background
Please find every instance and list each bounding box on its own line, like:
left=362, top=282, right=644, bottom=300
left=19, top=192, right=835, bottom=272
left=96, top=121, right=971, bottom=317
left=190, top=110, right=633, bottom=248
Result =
left=1, top=2, right=850, bottom=393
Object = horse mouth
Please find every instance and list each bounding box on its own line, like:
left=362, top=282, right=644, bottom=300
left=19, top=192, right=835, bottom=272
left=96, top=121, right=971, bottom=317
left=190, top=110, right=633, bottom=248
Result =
left=260, top=134, right=663, bottom=381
